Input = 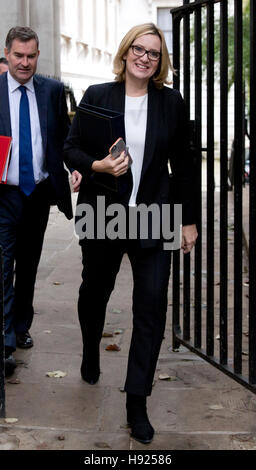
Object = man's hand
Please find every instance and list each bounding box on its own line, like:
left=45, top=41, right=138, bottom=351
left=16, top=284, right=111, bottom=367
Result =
left=71, top=170, right=82, bottom=192
left=91, top=151, right=129, bottom=177
left=181, top=224, right=198, bottom=254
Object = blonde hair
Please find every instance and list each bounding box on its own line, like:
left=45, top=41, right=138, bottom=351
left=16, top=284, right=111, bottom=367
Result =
left=113, top=23, right=174, bottom=89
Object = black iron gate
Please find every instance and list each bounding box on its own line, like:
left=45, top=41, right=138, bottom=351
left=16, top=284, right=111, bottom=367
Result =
left=171, top=0, right=256, bottom=393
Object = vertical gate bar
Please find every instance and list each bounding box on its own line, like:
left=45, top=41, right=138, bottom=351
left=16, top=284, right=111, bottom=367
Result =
left=206, top=2, right=215, bottom=357
left=183, top=257, right=191, bottom=341
left=249, top=0, right=256, bottom=384
left=194, top=5, right=202, bottom=349
left=219, top=0, right=228, bottom=365
left=183, top=0, right=191, bottom=342
left=172, top=12, right=181, bottom=90
left=0, top=245, right=5, bottom=418
left=172, top=250, right=181, bottom=349
left=233, top=0, right=243, bottom=375
left=183, top=0, right=190, bottom=107
left=172, top=11, right=182, bottom=349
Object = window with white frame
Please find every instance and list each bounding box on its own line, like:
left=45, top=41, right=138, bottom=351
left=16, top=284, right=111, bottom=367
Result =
left=157, top=7, right=173, bottom=54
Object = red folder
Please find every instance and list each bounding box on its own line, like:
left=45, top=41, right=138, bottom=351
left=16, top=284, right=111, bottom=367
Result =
left=0, top=136, right=12, bottom=183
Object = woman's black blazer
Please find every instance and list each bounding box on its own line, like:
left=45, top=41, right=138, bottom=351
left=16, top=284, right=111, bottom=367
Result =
left=64, top=80, right=196, bottom=236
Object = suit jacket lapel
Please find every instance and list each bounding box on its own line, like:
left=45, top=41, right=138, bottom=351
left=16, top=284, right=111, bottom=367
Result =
left=109, top=81, right=126, bottom=141
left=33, top=74, right=47, bottom=153
left=0, top=73, right=11, bottom=136
left=140, top=82, right=160, bottom=180
left=110, top=81, right=126, bottom=113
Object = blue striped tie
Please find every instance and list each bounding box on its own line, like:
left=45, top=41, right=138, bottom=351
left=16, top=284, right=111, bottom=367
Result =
left=19, top=85, right=36, bottom=196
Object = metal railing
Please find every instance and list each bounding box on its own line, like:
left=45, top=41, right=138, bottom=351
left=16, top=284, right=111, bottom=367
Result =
left=171, top=0, right=256, bottom=394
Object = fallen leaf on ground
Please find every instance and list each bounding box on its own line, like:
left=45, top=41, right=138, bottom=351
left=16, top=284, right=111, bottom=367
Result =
left=102, top=332, right=113, bottom=338
left=57, top=435, right=65, bottom=441
left=159, top=374, right=177, bottom=381
left=209, top=404, right=224, bottom=410
left=159, top=373, right=171, bottom=380
left=112, top=309, right=121, bottom=314
left=53, top=282, right=63, bottom=286
left=46, top=371, right=67, bottom=378
left=114, top=329, right=123, bottom=335
left=105, top=344, right=121, bottom=351
left=5, top=418, right=18, bottom=424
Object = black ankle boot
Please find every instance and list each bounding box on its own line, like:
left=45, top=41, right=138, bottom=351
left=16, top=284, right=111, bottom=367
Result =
left=126, top=393, right=154, bottom=444
left=80, top=348, right=100, bottom=385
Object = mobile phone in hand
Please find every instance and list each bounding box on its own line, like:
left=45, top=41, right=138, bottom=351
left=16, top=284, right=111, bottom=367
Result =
left=109, top=138, right=126, bottom=158
left=109, top=137, right=133, bottom=167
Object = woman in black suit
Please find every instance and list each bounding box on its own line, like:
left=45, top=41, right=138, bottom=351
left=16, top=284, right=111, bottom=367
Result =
left=64, top=23, right=197, bottom=444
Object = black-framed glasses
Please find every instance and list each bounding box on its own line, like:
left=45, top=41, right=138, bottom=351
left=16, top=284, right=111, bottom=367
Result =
left=130, top=45, right=161, bottom=61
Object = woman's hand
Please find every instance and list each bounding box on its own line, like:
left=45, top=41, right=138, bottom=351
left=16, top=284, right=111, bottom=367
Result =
left=71, top=170, right=82, bottom=192
left=181, top=224, right=198, bottom=254
left=92, top=151, right=129, bottom=177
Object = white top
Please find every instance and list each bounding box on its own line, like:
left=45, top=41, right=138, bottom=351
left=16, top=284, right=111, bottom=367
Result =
left=7, top=71, right=48, bottom=186
left=125, top=93, right=148, bottom=207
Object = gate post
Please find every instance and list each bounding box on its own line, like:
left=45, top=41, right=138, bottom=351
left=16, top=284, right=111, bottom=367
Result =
left=0, top=245, right=5, bottom=418
left=171, top=8, right=182, bottom=351
left=249, top=0, right=256, bottom=384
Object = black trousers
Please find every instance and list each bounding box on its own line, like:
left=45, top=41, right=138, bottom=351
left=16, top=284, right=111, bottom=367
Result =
left=0, top=180, right=51, bottom=351
left=78, top=239, right=172, bottom=396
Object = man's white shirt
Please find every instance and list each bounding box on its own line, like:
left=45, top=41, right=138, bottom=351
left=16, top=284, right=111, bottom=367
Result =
left=7, top=71, right=48, bottom=186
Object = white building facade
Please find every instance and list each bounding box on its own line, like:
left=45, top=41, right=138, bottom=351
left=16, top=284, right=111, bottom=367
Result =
left=0, top=0, right=180, bottom=103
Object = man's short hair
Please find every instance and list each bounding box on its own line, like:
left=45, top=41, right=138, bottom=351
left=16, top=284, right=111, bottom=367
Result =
left=5, top=26, right=39, bottom=52
left=0, top=57, right=8, bottom=65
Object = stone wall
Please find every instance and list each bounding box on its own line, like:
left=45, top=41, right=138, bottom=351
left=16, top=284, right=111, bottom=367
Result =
left=0, top=0, right=60, bottom=77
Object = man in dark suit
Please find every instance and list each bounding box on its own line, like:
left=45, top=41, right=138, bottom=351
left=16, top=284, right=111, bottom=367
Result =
left=0, top=26, right=80, bottom=376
